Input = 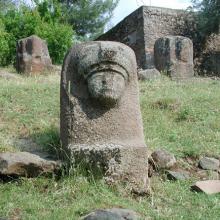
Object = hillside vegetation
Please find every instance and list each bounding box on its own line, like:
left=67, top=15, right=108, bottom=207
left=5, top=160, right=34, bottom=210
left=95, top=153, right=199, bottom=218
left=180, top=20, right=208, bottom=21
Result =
left=0, top=70, right=220, bottom=219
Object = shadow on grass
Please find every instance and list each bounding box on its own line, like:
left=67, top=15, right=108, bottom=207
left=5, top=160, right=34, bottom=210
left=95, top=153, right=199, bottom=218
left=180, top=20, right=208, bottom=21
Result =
left=31, top=125, right=61, bottom=159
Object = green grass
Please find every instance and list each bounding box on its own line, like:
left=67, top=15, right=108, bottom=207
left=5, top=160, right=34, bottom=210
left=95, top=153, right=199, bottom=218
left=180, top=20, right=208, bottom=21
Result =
left=0, top=72, right=220, bottom=219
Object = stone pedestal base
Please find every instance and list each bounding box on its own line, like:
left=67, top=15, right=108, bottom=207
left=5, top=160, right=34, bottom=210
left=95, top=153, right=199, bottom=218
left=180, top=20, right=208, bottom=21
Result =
left=65, top=143, right=148, bottom=193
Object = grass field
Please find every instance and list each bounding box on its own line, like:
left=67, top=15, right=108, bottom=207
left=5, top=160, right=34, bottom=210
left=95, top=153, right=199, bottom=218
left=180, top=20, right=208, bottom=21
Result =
left=0, top=70, right=220, bottom=219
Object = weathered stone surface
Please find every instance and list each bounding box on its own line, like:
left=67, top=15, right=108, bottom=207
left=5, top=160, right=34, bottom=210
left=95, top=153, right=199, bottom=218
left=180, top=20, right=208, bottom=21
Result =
left=154, top=36, right=194, bottom=80
left=16, top=35, right=52, bottom=75
left=166, top=170, right=190, bottom=181
left=191, top=180, right=220, bottom=194
left=199, top=157, right=220, bottom=171
left=83, top=208, right=140, bottom=220
left=0, top=152, right=61, bottom=177
left=98, top=6, right=220, bottom=76
left=60, top=41, right=148, bottom=192
left=98, top=6, right=186, bottom=70
left=151, top=149, right=176, bottom=169
left=138, top=68, right=161, bottom=81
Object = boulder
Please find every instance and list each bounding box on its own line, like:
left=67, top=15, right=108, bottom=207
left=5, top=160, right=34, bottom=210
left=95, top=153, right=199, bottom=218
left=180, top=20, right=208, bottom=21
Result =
left=0, top=152, right=61, bottom=178
left=154, top=36, right=194, bottom=80
left=191, top=180, right=220, bottom=194
left=199, top=157, right=220, bottom=171
left=151, top=149, right=176, bottom=169
left=138, top=68, right=161, bottom=81
left=16, top=35, right=52, bottom=75
left=166, top=170, right=190, bottom=181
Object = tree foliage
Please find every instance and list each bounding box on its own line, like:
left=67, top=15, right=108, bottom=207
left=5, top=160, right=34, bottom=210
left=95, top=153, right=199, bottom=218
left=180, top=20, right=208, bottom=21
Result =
left=58, top=0, right=119, bottom=40
left=192, top=0, right=220, bottom=37
left=0, top=0, right=73, bottom=65
left=0, top=19, right=11, bottom=66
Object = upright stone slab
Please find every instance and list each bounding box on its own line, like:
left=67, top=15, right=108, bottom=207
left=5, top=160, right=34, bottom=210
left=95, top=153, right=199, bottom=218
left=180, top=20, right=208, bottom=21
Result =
left=154, top=36, right=194, bottom=80
left=16, top=35, right=52, bottom=75
left=60, top=41, right=148, bottom=192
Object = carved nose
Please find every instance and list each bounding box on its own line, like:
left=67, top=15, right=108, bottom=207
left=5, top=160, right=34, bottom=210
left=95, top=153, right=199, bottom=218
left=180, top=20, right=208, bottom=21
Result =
left=102, top=74, right=114, bottom=88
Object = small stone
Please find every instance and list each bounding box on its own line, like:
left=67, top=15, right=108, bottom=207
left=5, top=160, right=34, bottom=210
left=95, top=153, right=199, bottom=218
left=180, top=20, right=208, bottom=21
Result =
left=83, top=208, right=140, bottom=220
left=151, top=149, right=176, bottom=169
left=198, top=157, right=220, bottom=171
left=191, top=180, right=220, bottom=194
left=138, top=68, right=161, bottom=81
left=166, top=170, right=190, bottom=181
left=0, top=152, right=61, bottom=178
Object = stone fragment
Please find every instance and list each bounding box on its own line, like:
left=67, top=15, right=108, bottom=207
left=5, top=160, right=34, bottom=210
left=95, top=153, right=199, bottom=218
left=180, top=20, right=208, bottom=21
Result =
left=138, top=68, right=161, bottom=81
left=151, top=149, right=176, bottom=169
left=83, top=208, right=139, bottom=220
left=0, top=152, right=61, bottom=178
left=166, top=170, right=190, bottom=181
left=191, top=180, right=220, bottom=194
left=16, top=35, right=52, bottom=75
left=198, top=157, right=220, bottom=171
left=154, top=36, right=194, bottom=80
left=60, top=41, right=148, bottom=192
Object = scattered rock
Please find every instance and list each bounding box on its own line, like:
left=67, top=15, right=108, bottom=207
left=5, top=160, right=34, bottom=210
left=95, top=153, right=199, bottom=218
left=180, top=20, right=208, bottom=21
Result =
left=198, top=157, right=220, bottom=171
left=138, top=68, right=161, bottom=81
left=191, top=180, right=220, bottom=194
left=83, top=208, right=140, bottom=220
left=151, top=149, right=176, bottom=169
left=166, top=170, right=190, bottom=181
left=0, top=152, right=61, bottom=178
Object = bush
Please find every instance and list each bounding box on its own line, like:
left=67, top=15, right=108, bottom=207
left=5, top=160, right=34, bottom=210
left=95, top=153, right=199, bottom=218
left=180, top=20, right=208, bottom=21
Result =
left=0, top=5, right=74, bottom=66
left=2, top=8, right=42, bottom=65
left=36, top=21, right=73, bottom=64
left=0, top=20, right=11, bottom=66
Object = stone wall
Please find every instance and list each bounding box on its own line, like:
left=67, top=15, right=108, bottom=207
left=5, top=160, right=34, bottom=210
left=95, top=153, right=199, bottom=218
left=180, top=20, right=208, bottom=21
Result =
left=98, top=6, right=220, bottom=75
left=98, top=6, right=186, bottom=69
left=142, top=7, right=185, bottom=68
left=199, top=34, right=220, bottom=75
left=97, top=7, right=146, bottom=68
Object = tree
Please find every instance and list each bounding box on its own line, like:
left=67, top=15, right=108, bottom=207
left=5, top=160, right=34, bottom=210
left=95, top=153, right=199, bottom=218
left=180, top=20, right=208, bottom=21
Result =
left=192, top=0, right=220, bottom=37
left=58, top=0, right=119, bottom=40
left=0, top=0, right=16, bottom=12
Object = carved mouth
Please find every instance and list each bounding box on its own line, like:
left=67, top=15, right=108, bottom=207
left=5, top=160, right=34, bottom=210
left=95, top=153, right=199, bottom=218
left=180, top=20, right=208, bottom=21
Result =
left=85, top=62, right=129, bottom=81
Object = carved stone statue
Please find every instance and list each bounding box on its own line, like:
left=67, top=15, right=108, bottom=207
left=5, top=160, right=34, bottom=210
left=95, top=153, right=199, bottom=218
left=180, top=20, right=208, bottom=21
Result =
left=16, top=35, right=52, bottom=75
left=154, top=36, right=194, bottom=80
left=60, top=41, right=148, bottom=192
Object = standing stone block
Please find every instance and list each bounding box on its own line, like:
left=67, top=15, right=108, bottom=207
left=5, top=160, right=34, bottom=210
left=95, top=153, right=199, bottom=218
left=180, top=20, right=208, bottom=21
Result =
left=60, top=41, right=148, bottom=193
left=16, top=35, right=52, bottom=75
left=154, top=36, right=194, bottom=80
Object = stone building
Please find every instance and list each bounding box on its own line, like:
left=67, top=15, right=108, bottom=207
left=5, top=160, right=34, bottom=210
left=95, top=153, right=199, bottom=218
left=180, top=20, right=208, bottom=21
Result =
left=98, top=6, right=186, bottom=70
left=98, top=6, right=220, bottom=76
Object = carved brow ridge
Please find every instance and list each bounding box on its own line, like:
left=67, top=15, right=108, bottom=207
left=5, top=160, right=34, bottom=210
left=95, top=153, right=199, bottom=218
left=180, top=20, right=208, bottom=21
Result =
left=85, top=61, right=129, bottom=80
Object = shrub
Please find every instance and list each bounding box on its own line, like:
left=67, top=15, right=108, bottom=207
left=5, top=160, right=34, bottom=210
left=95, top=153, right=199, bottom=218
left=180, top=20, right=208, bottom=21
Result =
left=0, top=5, right=74, bottom=66
left=35, top=21, right=73, bottom=64
left=3, top=8, right=42, bottom=65
left=0, top=19, right=11, bottom=66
